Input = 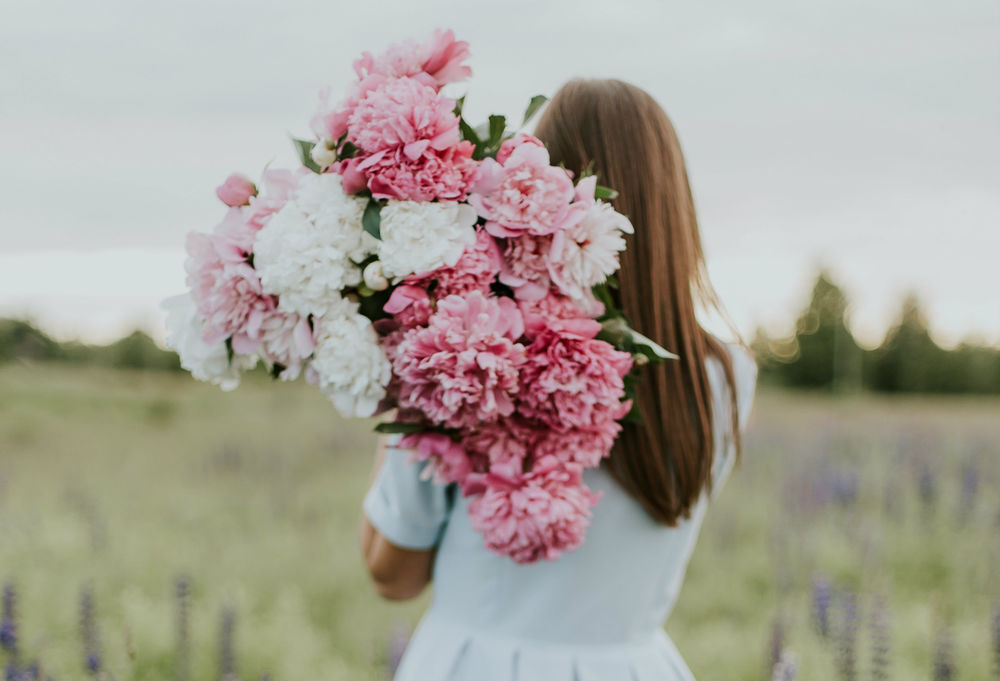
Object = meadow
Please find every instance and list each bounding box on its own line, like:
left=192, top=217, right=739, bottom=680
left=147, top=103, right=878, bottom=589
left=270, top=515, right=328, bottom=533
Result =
left=0, top=363, right=997, bottom=680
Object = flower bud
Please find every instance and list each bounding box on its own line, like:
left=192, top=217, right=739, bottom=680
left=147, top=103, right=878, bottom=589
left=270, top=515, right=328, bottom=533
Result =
left=363, top=261, right=389, bottom=291
left=215, top=173, right=256, bottom=207
left=310, top=141, right=338, bottom=169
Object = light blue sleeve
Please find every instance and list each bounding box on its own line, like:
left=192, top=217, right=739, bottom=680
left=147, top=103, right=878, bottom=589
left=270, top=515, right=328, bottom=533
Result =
left=709, top=343, right=758, bottom=499
left=362, top=438, right=454, bottom=550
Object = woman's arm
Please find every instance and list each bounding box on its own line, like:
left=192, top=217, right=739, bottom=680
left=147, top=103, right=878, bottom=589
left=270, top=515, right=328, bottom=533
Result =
left=359, top=435, right=436, bottom=600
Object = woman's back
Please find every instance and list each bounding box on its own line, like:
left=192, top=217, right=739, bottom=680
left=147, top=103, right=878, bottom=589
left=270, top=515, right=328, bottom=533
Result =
left=364, top=342, right=758, bottom=680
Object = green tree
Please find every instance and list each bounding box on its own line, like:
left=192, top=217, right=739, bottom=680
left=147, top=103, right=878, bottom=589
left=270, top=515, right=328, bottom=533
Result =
left=776, top=271, right=863, bottom=391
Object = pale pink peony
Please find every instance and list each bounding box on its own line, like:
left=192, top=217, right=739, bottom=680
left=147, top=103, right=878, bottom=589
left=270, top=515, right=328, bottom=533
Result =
left=468, top=143, right=580, bottom=238
left=406, top=228, right=502, bottom=298
left=465, top=456, right=600, bottom=564
left=184, top=231, right=275, bottom=353
left=518, top=316, right=633, bottom=431
left=257, top=310, right=315, bottom=380
left=399, top=432, right=477, bottom=485
left=216, top=173, right=256, bottom=207
left=499, top=233, right=553, bottom=301
left=212, top=207, right=256, bottom=255
left=549, top=197, right=634, bottom=305
left=346, top=139, right=478, bottom=201
left=393, top=291, right=526, bottom=429
left=347, top=76, right=459, bottom=154
left=353, top=29, right=472, bottom=89
left=245, top=168, right=301, bottom=231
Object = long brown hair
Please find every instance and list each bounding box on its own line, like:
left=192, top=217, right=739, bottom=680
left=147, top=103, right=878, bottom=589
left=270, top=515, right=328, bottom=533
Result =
left=534, top=78, right=744, bottom=526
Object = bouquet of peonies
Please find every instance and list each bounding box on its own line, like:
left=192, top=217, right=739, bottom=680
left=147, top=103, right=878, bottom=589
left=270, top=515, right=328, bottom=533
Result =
left=163, top=29, right=674, bottom=564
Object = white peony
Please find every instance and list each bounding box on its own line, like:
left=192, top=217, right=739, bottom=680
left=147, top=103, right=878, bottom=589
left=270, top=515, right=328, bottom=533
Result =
left=161, top=293, right=258, bottom=391
left=310, top=298, right=392, bottom=418
left=549, top=200, right=634, bottom=304
left=253, top=173, right=376, bottom=318
left=256, top=311, right=315, bottom=381
left=377, top=200, right=478, bottom=280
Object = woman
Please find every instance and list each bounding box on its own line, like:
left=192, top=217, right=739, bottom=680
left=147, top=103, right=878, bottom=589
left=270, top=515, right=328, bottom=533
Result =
left=359, top=78, right=758, bottom=681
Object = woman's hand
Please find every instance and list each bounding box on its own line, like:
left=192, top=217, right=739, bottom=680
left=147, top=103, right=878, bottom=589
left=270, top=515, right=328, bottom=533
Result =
left=359, top=435, right=437, bottom=600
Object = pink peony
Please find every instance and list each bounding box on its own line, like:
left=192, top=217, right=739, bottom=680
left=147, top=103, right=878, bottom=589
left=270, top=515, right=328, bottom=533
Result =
left=406, top=228, right=502, bottom=298
left=468, top=142, right=580, bottom=238
left=533, top=421, right=622, bottom=469
left=353, top=28, right=472, bottom=89
left=310, top=75, right=388, bottom=143
left=499, top=233, right=553, bottom=301
left=496, top=133, right=545, bottom=165
left=216, top=173, right=256, bottom=207
left=347, top=139, right=478, bottom=201
left=393, top=291, right=526, bottom=429
left=347, top=76, right=459, bottom=154
left=399, top=432, right=478, bottom=485
left=518, top=316, right=633, bottom=431
left=257, top=310, right=315, bottom=380
left=184, top=231, right=275, bottom=353
left=517, top=291, right=596, bottom=326
left=384, top=284, right=434, bottom=329
left=461, top=415, right=541, bottom=473
left=466, top=456, right=600, bottom=564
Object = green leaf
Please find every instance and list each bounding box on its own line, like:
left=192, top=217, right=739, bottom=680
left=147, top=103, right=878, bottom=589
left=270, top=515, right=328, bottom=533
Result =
left=224, top=337, right=234, bottom=364
left=591, top=282, right=619, bottom=319
left=453, top=95, right=466, bottom=117
left=521, top=94, right=548, bottom=127
left=339, top=141, right=360, bottom=159
left=362, top=199, right=382, bottom=240
left=627, top=327, right=678, bottom=361
left=459, top=117, right=481, bottom=146
left=594, top=184, right=619, bottom=200
left=487, top=114, right=506, bottom=148
left=374, top=422, right=427, bottom=434
left=597, top=317, right=678, bottom=362
left=292, top=137, right=321, bottom=173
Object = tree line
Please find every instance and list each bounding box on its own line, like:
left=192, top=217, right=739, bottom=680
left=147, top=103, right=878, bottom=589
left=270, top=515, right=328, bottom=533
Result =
left=2, top=273, right=998, bottom=394
left=752, top=272, right=1000, bottom=394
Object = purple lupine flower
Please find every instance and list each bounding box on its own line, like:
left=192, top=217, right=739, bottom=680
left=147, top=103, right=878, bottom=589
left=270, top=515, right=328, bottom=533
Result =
left=957, top=456, right=979, bottom=524
left=771, top=650, right=798, bottom=681
left=830, top=470, right=859, bottom=507
left=869, top=593, right=890, bottom=681
left=79, top=585, right=100, bottom=675
left=835, top=591, right=858, bottom=681
left=991, top=603, right=999, bottom=680
left=918, top=461, right=936, bottom=519
left=219, top=605, right=237, bottom=681
left=0, top=583, right=16, bottom=657
left=386, top=623, right=410, bottom=677
left=767, top=613, right=785, bottom=674
left=811, top=575, right=832, bottom=638
left=175, top=575, right=190, bottom=681
left=932, top=619, right=954, bottom=681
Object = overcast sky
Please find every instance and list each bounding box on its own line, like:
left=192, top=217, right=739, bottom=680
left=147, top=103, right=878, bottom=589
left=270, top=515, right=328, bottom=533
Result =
left=2, top=0, right=998, bottom=347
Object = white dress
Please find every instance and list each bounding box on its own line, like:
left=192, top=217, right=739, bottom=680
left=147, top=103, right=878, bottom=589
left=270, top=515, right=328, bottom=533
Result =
left=363, top=342, right=758, bottom=680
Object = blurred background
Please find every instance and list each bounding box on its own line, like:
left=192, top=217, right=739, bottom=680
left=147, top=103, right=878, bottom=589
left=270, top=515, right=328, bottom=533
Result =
left=1, top=0, right=998, bottom=679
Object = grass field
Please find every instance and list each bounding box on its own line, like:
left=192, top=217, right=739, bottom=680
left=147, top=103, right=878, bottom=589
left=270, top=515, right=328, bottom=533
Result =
left=1, top=363, right=998, bottom=680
